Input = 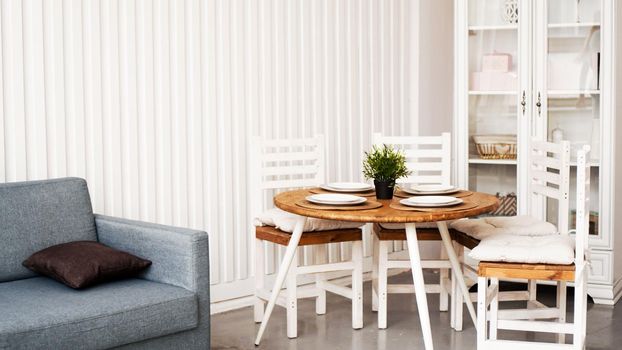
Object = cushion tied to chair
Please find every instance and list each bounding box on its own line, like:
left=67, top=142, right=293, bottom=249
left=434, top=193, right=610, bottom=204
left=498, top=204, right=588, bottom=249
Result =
left=254, top=208, right=363, bottom=233
left=468, top=233, right=575, bottom=265
left=450, top=215, right=557, bottom=240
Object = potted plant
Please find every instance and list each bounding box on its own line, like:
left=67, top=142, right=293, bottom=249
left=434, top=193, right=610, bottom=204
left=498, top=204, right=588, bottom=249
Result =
left=362, top=144, right=411, bottom=199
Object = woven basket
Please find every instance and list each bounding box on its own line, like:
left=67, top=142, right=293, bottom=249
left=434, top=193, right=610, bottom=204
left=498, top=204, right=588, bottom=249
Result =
left=473, top=135, right=517, bottom=160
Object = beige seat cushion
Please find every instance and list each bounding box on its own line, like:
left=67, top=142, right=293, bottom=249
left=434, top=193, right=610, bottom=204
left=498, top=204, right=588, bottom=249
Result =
left=254, top=208, right=363, bottom=233
left=469, top=233, right=575, bottom=265
left=450, top=215, right=557, bottom=240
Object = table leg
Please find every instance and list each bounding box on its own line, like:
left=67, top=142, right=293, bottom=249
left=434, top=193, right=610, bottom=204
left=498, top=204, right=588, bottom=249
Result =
left=405, top=223, right=434, bottom=350
left=254, top=216, right=307, bottom=345
left=437, top=221, right=477, bottom=327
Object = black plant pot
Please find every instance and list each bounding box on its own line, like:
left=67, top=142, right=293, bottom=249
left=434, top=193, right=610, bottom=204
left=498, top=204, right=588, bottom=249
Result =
left=374, top=179, right=396, bottom=200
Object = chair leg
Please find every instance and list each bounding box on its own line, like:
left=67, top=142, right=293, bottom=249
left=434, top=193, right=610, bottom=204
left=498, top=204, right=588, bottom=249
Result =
left=477, top=276, right=488, bottom=349
left=314, top=244, right=327, bottom=315
left=372, top=233, right=379, bottom=312
left=254, top=239, right=265, bottom=323
left=351, top=241, right=364, bottom=329
left=440, top=245, right=450, bottom=312
left=528, top=279, right=537, bottom=304
left=377, top=240, right=389, bottom=329
left=573, top=274, right=587, bottom=349
left=286, top=249, right=299, bottom=338
left=527, top=279, right=537, bottom=321
left=453, top=244, right=465, bottom=331
left=556, top=281, right=567, bottom=344
left=489, top=278, right=499, bottom=340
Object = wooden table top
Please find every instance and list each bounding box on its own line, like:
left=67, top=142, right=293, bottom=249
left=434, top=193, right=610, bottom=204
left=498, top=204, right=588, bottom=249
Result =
left=274, top=189, right=500, bottom=224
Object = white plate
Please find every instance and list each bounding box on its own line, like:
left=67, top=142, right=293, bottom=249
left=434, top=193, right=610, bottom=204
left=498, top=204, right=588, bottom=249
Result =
left=306, top=193, right=367, bottom=206
left=400, top=196, right=463, bottom=208
left=401, top=184, right=460, bottom=195
left=320, top=182, right=374, bottom=193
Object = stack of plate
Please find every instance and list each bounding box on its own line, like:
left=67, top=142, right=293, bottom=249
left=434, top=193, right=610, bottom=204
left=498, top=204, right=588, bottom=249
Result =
left=400, top=196, right=463, bottom=208
left=320, top=182, right=374, bottom=193
left=401, top=184, right=460, bottom=195
left=306, top=193, right=367, bottom=206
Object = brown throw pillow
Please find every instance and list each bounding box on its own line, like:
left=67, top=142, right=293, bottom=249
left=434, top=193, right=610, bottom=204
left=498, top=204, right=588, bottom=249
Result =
left=22, top=241, right=152, bottom=289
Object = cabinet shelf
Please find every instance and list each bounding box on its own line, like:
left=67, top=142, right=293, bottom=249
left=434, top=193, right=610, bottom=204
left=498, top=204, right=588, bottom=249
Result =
left=548, top=22, right=601, bottom=29
left=469, top=158, right=517, bottom=165
left=468, top=24, right=518, bottom=31
left=548, top=90, right=600, bottom=96
left=469, top=90, right=518, bottom=96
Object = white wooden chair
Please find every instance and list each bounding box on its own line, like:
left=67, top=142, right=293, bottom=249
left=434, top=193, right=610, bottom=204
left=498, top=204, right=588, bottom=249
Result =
left=475, top=144, right=590, bottom=349
left=251, top=135, right=364, bottom=339
left=452, top=139, right=572, bottom=331
left=370, top=132, right=456, bottom=329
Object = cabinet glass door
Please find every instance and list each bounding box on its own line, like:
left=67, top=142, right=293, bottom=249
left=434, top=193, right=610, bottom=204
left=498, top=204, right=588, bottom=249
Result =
left=466, top=0, right=527, bottom=214
left=537, top=0, right=602, bottom=238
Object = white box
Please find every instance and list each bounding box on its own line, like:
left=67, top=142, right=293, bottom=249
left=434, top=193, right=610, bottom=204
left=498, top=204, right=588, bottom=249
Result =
left=470, top=71, right=518, bottom=91
left=482, top=53, right=512, bottom=72
left=548, top=53, right=599, bottom=90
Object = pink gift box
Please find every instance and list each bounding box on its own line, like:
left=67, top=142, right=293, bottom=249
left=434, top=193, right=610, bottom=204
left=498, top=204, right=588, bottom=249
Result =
left=482, top=53, right=512, bottom=73
left=470, top=71, right=518, bottom=91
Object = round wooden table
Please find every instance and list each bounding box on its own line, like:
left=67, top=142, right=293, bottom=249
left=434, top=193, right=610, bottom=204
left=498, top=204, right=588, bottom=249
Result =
left=255, top=189, right=499, bottom=349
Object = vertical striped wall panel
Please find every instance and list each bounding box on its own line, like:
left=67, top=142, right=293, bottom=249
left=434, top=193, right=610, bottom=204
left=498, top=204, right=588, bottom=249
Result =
left=0, top=0, right=418, bottom=304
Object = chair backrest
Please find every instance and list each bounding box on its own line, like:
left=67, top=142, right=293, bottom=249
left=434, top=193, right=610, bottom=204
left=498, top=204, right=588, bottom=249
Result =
left=0, top=178, right=98, bottom=282
left=372, top=133, right=451, bottom=185
left=574, top=145, right=591, bottom=270
left=249, top=135, right=326, bottom=216
left=529, top=139, right=571, bottom=234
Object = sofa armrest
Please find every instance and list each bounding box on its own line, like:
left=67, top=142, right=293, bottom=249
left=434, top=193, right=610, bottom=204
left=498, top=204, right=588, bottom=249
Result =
left=94, top=214, right=209, bottom=294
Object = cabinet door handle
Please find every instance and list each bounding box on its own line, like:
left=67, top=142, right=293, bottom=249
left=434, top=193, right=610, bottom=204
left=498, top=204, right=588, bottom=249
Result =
left=536, top=92, right=542, bottom=116
left=520, top=91, right=527, bottom=115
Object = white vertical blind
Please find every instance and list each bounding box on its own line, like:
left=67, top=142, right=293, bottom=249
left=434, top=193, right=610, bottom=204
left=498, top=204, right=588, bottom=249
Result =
left=0, top=0, right=418, bottom=304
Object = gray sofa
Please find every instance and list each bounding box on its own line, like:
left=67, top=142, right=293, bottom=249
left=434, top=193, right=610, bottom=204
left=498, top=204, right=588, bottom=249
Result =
left=0, top=178, right=210, bottom=349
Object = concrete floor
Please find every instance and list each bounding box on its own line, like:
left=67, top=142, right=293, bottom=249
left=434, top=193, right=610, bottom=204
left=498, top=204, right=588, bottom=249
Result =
left=211, top=272, right=620, bottom=350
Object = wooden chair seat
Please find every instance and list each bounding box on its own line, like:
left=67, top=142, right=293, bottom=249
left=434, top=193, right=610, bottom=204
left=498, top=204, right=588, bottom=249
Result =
left=373, top=223, right=460, bottom=241
left=478, top=261, right=575, bottom=282
left=256, top=225, right=362, bottom=246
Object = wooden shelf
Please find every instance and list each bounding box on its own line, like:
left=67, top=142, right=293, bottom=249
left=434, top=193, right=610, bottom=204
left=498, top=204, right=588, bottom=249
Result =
left=469, top=158, right=517, bottom=165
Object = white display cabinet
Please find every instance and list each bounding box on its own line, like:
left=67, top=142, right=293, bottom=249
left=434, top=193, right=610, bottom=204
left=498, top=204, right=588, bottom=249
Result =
left=454, top=0, right=622, bottom=305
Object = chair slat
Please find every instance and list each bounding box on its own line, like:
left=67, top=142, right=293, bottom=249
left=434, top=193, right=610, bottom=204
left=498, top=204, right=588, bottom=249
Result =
left=531, top=154, right=562, bottom=170
left=530, top=170, right=561, bottom=185
left=531, top=184, right=562, bottom=200
left=405, top=162, right=444, bottom=171
left=262, top=151, right=320, bottom=162
left=403, top=149, right=444, bottom=158
left=531, top=140, right=564, bottom=154
left=260, top=179, right=319, bottom=190
left=375, top=135, right=444, bottom=145
left=261, top=165, right=319, bottom=176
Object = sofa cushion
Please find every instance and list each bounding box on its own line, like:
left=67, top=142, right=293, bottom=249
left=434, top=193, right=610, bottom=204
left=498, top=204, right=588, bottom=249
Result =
left=0, top=178, right=98, bottom=282
left=0, top=277, right=198, bottom=350
left=23, top=241, right=152, bottom=289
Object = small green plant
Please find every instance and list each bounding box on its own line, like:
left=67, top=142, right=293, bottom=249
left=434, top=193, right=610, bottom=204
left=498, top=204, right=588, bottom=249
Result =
left=362, top=144, right=411, bottom=182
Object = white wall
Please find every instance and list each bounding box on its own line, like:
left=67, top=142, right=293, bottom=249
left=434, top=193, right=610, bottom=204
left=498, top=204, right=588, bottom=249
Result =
left=0, top=0, right=419, bottom=305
